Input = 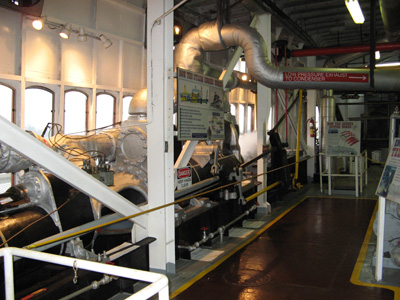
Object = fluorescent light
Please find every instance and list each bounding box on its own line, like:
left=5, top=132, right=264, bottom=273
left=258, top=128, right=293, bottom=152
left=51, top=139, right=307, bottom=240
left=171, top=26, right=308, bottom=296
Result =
left=376, top=62, right=400, bottom=68
left=375, top=51, right=380, bottom=60
left=32, top=17, right=45, bottom=30
left=345, top=0, right=365, bottom=24
left=59, top=23, right=71, bottom=39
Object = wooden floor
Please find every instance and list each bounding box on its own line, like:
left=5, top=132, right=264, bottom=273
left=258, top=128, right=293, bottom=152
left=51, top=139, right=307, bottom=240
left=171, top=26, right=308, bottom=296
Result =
left=172, top=197, right=394, bottom=300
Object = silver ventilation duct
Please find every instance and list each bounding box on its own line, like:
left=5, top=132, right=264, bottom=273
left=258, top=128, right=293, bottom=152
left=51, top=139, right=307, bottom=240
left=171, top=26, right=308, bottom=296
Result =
left=175, top=21, right=400, bottom=92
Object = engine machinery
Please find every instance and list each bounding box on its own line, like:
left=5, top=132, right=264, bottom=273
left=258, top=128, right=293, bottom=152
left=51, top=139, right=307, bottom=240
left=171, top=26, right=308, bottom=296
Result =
left=0, top=85, right=286, bottom=298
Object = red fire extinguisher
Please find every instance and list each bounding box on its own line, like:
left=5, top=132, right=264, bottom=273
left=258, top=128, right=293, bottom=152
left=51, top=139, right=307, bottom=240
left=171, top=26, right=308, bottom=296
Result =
left=309, top=117, right=315, bottom=138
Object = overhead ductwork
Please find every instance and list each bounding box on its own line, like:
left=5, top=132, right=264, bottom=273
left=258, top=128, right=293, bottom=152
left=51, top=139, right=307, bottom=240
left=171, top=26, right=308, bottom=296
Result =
left=175, top=21, right=400, bottom=92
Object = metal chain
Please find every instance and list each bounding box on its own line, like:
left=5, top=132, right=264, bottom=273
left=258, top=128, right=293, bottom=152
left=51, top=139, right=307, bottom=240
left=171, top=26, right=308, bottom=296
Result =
left=72, top=260, right=78, bottom=284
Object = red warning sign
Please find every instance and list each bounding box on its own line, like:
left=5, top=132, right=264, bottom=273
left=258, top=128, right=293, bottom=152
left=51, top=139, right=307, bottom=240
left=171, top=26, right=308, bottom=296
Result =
left=283, top=72, right=368, bottom=83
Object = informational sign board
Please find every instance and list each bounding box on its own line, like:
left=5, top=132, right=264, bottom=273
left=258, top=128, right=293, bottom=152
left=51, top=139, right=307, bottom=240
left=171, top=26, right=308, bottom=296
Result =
left=176, top=166, right=192, bottom=190
left=326, top=121, right=361, bottom=155
left=177, top=68, right=225, bottom=141
left=376, top=138, right=400, bottom=204
left=283, top=72, right=368, bottom=83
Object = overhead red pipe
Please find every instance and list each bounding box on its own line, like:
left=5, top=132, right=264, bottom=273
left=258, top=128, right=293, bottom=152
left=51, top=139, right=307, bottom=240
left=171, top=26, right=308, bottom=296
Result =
left=291, top=42, right=400, bottom=57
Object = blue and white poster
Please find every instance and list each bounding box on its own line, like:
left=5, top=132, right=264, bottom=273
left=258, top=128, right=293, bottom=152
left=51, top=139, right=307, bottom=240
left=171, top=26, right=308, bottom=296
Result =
left=177, top=68, right=225, bottom=141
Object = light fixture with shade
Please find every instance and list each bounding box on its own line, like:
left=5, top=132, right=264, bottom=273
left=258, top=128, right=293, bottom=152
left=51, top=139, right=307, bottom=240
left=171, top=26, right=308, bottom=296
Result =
left=99, top=34, right=112, bottom=48
left=77, top=27, right=87, bottom=42
left=345, top=0, right=365, bottom=24
left=59, top=23, right=71, bottom=39
left=32, top=17, right=45, bottom=30
left=30, top=18, right=112, bottom=49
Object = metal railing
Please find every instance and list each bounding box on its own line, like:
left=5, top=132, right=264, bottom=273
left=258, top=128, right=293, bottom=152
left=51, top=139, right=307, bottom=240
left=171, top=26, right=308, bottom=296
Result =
left=0, top=247, right=169, bottom=300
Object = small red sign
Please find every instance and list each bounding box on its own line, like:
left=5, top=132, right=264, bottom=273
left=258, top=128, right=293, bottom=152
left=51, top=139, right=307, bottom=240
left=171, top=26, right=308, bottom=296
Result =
left=177, top=167, right=191, bottom=179
left=283, top=72, right=368, bottom=83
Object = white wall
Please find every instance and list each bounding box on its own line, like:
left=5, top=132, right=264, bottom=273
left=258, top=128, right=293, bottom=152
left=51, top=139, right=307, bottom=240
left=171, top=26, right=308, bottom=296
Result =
left=0, top=0, right=147, bottom=129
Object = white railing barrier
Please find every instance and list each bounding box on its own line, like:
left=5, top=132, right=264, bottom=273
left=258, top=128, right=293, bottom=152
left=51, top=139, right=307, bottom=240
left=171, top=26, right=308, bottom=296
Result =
left=0, top=247, right=169, bottom=300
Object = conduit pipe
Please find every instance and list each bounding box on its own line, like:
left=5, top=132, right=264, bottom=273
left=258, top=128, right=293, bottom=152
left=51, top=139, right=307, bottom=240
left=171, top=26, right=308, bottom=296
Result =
left=177, top=204, right=257, bottom=251
left=291, top=42, right=400, bottom=58
left=292, top=90, right=303, bottom=190
left=174, top=21, right=400, bottom=92
left=245, top=181, right=281, bottom=202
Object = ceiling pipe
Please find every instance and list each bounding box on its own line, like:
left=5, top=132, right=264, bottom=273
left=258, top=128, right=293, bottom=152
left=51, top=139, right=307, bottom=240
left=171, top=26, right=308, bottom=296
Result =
left=175, top=21, right=400, bottom=92
left=380, top=0, right=400, bottom=41
left=290, top=42, right=400, bottom=57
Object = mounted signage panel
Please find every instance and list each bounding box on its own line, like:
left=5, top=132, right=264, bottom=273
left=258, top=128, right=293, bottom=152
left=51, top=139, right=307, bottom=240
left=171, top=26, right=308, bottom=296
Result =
left=177, top=68, right=224, bottom=141
left=326, top=121, right=361, bottom=155
left=376, top=138, right=400, bottom=204
left=176, top=166, right=192, bottom=190
left=283, top=72, right=368, bottom=83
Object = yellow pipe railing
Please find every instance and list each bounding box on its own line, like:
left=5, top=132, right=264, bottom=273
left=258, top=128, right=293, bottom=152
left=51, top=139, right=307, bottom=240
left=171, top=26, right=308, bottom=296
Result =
left=293, top=89, right=303, bottom=189
left=245, top=181, right=281, bottom=202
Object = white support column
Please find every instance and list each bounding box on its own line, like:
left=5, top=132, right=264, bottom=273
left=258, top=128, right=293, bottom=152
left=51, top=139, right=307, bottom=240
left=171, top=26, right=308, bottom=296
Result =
left=306, top=56, right=317, bottom=182
left=375, top=196, right=386, bottom=281
left=355, top=156, right=359, bottom=197
left=146, top=0, right=175, bottom=273
left=254, top=14, right=272, bottom=213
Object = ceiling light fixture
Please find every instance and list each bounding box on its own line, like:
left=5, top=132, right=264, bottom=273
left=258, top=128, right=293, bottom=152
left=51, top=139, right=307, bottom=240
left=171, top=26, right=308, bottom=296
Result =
left=59, top=23, right=71, bottom=39
left=375, top=51, right=381, bottom=60
left=174, top=25, right=181, bottom=35
left=32, top=17, right=45, bottom=30
left=77, top=27, right=87, bottom=42
left=99, top=34, right=112, bottom=48
left=345, top=0, right=365, bottom=24
left=376, top=62, right=400, bottom=68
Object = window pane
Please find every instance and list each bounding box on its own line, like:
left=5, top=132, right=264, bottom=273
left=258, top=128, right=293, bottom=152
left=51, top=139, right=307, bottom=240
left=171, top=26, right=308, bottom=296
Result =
left=65, top=91, right=87, bottom=134
left=247, top=105, right=252, bottom=133
left=0, top=84, right=12, bottom=122
left=0, top=84, right=13, bottom=193
left=25, top=88, right=53, bottom=136
left=230, top=104, right=236, bottom=116
left=96, top=94, right=115, bottom=129
left=122, top=96, right=132, bottom=121
left=239, top=104, right=245, bottom=134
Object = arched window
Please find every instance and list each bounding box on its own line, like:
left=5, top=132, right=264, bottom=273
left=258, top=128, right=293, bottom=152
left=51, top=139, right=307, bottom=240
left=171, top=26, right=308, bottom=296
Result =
left=0, top=84, right=14, bottom=193
left=122, top=95, right=133, bottom=121
left=96, top=93, right=115, bottom=129
left=65, top=90, right=88, bottom=134
left=25, top=87, right=54, bottom=136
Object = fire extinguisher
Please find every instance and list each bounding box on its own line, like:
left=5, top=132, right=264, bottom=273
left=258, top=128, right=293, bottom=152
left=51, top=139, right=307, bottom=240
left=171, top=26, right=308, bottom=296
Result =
left=309, top=117, right=315, bottom=138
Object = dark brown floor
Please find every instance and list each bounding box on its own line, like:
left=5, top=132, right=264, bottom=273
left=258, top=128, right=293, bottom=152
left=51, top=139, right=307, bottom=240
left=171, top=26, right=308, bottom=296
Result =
left=172, top=197, right=394, bottom=300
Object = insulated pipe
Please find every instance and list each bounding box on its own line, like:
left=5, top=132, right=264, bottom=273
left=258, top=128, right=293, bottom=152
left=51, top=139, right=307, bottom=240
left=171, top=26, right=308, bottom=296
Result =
left=175, top=21, right=400, bottom=92
left=291, top=43, right=400, bottom=57
left=321, top=90, right=336, bottom=153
